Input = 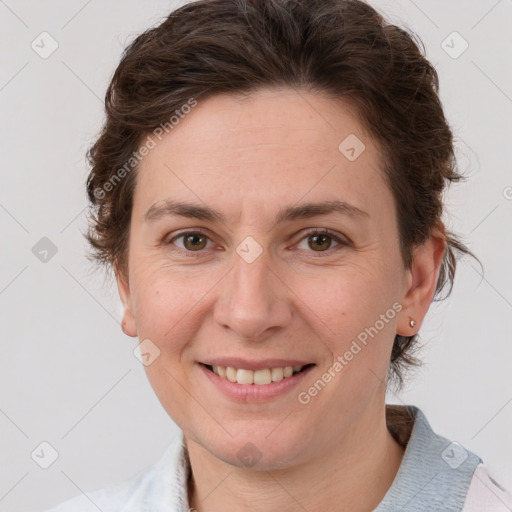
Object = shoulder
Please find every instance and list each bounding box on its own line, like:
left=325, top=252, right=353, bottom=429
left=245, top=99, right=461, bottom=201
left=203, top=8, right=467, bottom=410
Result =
left=462, top=463, right=512, bottom=512
left=377, top=405, right=505, bottom=512
left=44, top=461, right=162, bottom=512
left=44, top=471, right=149, bottom=512
left=45, top=435, right=189, bottom=512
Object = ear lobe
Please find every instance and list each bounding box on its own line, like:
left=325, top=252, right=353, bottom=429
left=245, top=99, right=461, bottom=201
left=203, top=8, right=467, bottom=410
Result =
left=115, top=267, right=137, bottom=338
left=397, top=228, right=446, bottom=336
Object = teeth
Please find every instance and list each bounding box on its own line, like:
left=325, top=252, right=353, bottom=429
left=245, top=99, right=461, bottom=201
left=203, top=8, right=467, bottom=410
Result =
left=253, top=369, right=272, bottom=385
left=226, top=366, right=237, bottom=382
left=236, top=369, right=254, bottom=385
left=271, top=367, right=284, bottom=382
left=210, top=364, right=305, bottom=385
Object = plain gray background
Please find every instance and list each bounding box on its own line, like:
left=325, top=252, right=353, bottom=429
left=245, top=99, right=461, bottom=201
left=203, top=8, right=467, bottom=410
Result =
left=1, top=1, right=511, bottom=510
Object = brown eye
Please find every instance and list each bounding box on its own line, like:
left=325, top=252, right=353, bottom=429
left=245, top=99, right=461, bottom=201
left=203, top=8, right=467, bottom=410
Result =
left=308, top=233, right=333, bottom=251
left=295, top=229, right=347, bottom=255
left=169, top=231, right=211, bottom=252
left=183, top=233, right=207, bottom=251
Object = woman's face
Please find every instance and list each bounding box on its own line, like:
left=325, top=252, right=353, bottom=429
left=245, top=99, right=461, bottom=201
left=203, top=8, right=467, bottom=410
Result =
left=118, top=88, right=417, bottom=469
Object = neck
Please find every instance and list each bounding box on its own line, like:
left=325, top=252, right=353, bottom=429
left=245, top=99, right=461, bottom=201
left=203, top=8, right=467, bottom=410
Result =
left=186, top=403, right=405, bottom=512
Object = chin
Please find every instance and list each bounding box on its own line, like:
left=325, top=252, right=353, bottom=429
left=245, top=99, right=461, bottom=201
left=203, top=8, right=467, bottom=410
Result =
left=191, top=421, right=314, bottom=471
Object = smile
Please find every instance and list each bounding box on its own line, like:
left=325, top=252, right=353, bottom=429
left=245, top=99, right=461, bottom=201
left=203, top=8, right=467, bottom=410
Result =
left=205, top=364, right=312, bottom=385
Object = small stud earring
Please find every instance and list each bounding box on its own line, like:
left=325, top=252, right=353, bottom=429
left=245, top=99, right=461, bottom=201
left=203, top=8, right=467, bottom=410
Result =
left=409, top=318, right=416, bottom=328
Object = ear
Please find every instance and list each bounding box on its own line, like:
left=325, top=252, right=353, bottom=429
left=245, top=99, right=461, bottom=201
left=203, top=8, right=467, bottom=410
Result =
left=397, top=225, right=446, bottom=336
left=115, top=265, right=138, bottom=338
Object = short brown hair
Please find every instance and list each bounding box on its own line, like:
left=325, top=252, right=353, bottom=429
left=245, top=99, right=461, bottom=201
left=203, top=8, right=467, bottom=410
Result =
left=86, top=0, right=473, bottom=389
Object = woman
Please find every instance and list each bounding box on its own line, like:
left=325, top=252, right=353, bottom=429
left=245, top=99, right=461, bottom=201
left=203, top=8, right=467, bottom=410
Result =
left=47, top=0, right=511, bottom=510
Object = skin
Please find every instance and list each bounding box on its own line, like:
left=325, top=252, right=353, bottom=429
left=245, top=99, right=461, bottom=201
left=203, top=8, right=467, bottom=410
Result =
left=117, top=88, right=445, bottom=511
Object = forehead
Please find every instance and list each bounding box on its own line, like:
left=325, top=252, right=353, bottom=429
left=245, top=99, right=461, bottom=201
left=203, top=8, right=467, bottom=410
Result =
left=133, top=88, right=393, bottom=225
left=143, top=88, right=375, bottom=159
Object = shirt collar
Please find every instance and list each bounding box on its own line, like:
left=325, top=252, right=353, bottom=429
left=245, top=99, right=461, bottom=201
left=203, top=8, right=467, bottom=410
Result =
left=155, top=404, right=480, bottom=511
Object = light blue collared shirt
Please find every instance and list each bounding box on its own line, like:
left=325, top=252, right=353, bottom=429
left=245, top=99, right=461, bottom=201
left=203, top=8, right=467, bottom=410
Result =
left=47, top=405, right=507, bottom=511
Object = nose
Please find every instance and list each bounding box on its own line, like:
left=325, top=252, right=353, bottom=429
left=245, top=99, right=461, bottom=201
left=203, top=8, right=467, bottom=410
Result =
left=213, top=247, right=292, bottom=342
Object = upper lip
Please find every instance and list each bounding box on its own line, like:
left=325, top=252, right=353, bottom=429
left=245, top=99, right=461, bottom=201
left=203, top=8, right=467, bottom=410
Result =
left=200, top=358, right=314, bottom=371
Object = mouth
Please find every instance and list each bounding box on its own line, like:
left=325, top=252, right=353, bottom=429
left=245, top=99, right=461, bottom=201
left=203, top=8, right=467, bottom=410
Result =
left=201, top=363, right=315, bottom=386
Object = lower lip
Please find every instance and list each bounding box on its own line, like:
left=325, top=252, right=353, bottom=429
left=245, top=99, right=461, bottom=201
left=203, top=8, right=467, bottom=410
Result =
left=198, top=364, right=315, bottom=402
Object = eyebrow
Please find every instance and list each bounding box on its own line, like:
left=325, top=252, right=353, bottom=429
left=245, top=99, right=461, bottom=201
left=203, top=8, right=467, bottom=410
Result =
left=144, top=199, right=369, bottom=225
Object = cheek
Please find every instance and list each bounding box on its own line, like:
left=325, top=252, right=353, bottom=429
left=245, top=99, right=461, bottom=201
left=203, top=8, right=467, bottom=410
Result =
left=289, top=261, right=401, bottom=387
left=130, top=271, right=204, bottom=417
left=130, top=267, right=202, bottom=354
left=294, top=264, right=398, bottom=334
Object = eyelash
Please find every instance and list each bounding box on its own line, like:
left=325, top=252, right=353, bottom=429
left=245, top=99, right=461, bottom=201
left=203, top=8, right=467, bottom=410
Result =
left=165, top=228, right=349, bottom=257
